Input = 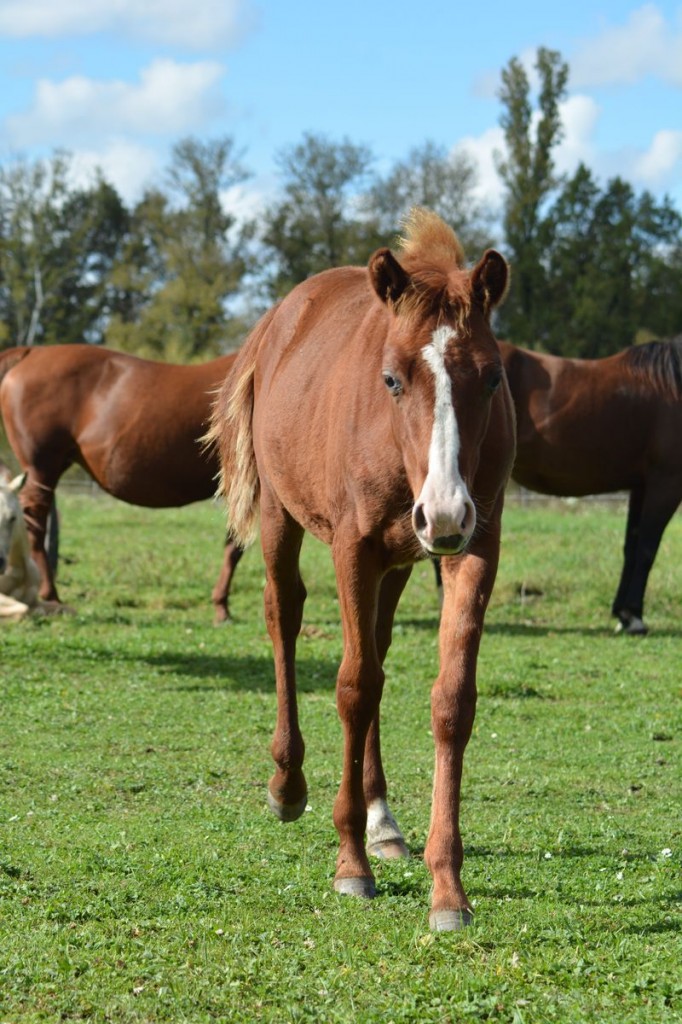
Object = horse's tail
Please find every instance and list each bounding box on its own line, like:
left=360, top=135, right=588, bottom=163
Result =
left=0, top=347, right=30, bottom=386
left=205, top=306, right=278, bottom=547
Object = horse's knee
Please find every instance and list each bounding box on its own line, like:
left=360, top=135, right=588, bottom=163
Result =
left=336, top=661, right=384, bottom=733
left=430, top=674, right=477, bottom=748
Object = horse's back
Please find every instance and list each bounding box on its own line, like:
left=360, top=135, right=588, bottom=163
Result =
left=501, top=342, right=676, bottom=494
left=255, top=267, right=372, bottom=386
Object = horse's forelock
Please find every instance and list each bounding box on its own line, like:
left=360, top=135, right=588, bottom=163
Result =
left=397, top=208, right=466, bottom=269
left=392, top=208, right=472, bottom=329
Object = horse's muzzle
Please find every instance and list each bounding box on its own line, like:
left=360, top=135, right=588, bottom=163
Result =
left=412, top=495, right=475, bottom=556
left=427, top=534, right=468, bottom=556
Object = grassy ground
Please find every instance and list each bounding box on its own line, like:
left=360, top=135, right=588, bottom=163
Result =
left=1, top=494, right=680, bottom=1023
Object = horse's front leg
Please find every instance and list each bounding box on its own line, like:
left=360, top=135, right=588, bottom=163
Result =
left=332, top=533, right=386, bottom=897
left=364, top=565, right=412, bottom=860
left=19, top=473, right=59, bottom=601
left=259, top=492, right=308, bottom=821
left=425, top=521, right=501, bottom=931
left=212, top=538, right=244, bottom=625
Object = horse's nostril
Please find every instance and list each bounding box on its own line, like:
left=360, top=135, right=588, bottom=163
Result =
left=413, top=503, right=427, bottom=533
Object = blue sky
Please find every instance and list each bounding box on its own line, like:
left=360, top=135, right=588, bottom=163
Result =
left=0, top=0, right=681, bottom=221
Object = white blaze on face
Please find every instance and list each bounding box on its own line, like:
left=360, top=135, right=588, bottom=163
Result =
left=413, top=326, right=476, bottom=552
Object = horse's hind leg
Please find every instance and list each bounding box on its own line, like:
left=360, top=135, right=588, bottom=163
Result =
left=365, top=565, right=412, bottom=860
left=260, top=493, right=308, bottom=821
left=614, top=477, right=681, bottom=634
left=612, top=486, right=644, bottom=628
left=212, top=538, right=244, bottom=624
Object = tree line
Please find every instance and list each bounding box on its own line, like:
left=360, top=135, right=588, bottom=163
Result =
left=1, top=48, right=681, bottom=362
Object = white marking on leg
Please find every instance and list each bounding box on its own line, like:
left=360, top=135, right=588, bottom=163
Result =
left=366, top=798, right=405, bottom=848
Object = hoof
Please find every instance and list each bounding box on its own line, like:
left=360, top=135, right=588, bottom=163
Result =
left=615, top=612, right=648, bottom=636
left=267, top=788, right=307, bottom=822
left=429, top=908, right=473, bottom=931
left=213, top=610, right=233, bottom=626
left=367, top=838, right=410, bottom=859
left=37, top=600, right=76, bottom=617
left=334, top=876, right=376, bottom=898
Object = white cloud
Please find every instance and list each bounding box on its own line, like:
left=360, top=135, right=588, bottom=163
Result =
left=571, top=4, right=682, bottom=88
left=633, top=129, right=682, bottom=188
left=0, top=0, right=253, bottom=49
left=456, top=86, right=682, bottom=211
left=453, top=125, right=506, bottom=207
left=69, top=140, right=161, bottom=204
left=4, top=59, right=226, bottom=148
left=553, top=94, right=600, bottom=175
left=54, top=145, right=274, bottom=211
left=453, top=95, right=599, bottom=206
left=221, top=180, right=269, bottom=228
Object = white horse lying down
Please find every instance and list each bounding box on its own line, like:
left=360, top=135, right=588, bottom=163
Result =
left=0, top=472, right=70, bottom=620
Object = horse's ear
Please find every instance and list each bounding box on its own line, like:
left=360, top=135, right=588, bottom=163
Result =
left=369, top=248, right=411, bottom=306
left=471, top=249, right=509, bottom=316
left=9, top=472, right=27, bottom=494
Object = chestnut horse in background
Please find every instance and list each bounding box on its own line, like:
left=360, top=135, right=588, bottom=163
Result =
left=209, top=209, right=515, bottom=930
left=501, top=338, right=682, bottom=634
left=0, top=345, right=243, bottom=622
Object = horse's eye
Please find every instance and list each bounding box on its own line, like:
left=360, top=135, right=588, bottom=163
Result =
left=382, top=371, right=402, bottom=396
left=486, top=370, right=503, bottom=395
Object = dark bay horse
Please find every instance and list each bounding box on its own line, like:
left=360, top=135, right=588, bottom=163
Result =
left=500, top=339, right=682, bottom=634
left=209, top=209, right=515, bottom=929
left=0, top=345, right=243, bottom=622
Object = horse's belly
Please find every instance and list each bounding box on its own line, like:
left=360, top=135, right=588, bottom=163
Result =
left=513, top=441, right=639, bottom=497
left=93, top=450, right=215, bottom=508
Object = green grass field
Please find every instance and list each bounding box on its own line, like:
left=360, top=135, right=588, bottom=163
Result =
left=1, top=494, right=680, bottom=1023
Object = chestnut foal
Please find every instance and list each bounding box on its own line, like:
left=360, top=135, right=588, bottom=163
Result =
left=209, top=209, right=515, bottom=929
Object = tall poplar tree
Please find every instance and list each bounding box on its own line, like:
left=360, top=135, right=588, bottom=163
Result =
left=496, top=48, right=569, bottom=344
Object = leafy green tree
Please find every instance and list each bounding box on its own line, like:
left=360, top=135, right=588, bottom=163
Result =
left=630, top=191, right=682, bottom=342
left=541, top=166, right=682, bottom=356
left=367, top=141, right=495, bottom=256
left=539, top=163, right=603, bottom=353
left=0, top=153, right=127, bottom=347
left=496, top=48, right=569, bottom=343
left=106, top=137, right=255, bottom=361
left=260, top=133, right=380, bottom=300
